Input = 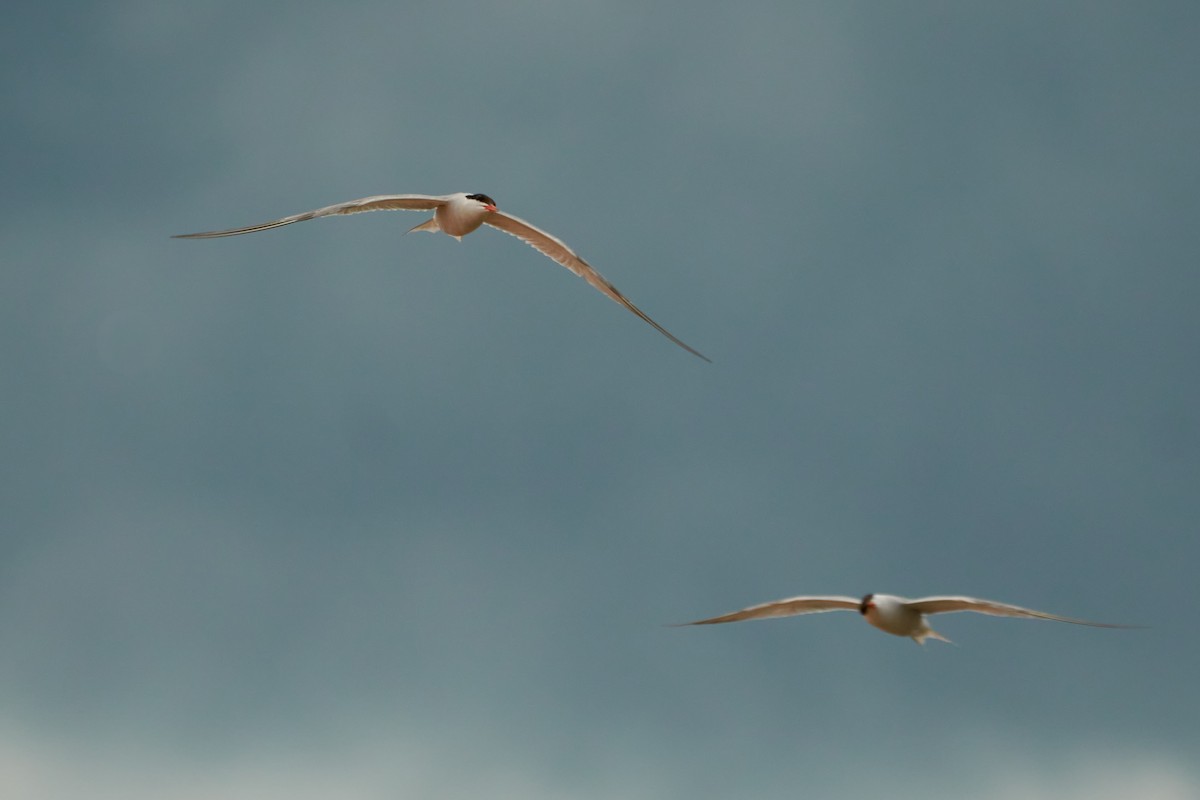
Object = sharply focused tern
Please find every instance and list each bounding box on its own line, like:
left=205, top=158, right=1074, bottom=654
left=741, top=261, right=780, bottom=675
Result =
left=174, top=192, right=708, bottom=361
left=676, top=593, right=1137, bottom=644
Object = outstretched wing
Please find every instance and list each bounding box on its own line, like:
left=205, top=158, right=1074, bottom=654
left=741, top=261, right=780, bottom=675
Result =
left=907, top=596, right=1137, bottom=628
left=675, top=595, right=861, bottom=626
left=484, top=210, right=710, bottom=362
left=173, top=194, right=451, bottom=238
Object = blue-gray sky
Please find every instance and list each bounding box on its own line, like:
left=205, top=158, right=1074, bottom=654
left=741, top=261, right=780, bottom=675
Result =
left=3, top=2, right=1198, bottom=798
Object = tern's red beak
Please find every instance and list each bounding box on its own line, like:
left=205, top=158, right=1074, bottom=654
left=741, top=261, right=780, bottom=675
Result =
left=484, top=204, right=497, bottom=212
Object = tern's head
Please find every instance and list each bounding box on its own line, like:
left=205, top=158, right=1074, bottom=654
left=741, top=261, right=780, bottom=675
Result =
left=466, top=193, right=498, bottom=212
left=858, top=594, right=875, bottom=616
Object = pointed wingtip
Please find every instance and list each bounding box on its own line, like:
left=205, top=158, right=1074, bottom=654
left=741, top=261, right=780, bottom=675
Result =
left=656, top=331, right=711, bottom=363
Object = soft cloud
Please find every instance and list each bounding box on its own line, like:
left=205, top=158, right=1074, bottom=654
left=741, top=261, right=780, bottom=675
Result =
left=0, top=727, right=676, bottom=800
left=2, top=727, right=1195, bottom=800
left=978, top=754, right=1197, bottom=800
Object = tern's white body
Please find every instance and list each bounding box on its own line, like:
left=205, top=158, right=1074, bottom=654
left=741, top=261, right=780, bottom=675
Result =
left=859, top=594, right=948, bottom=642
left=679, top=592, right=1134, bottom=645
left=420, top=192, right=491, bottom=239
left=175, top=192, right=708, bottom=361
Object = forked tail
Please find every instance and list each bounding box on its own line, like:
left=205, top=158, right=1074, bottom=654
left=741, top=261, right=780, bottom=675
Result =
left=914, top=628, right=954, bottom=646
left=406, top=217, right=440, bottom=235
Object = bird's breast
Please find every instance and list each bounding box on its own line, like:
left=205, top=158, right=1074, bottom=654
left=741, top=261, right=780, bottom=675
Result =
left=435, top=203, right=488, bottom=238
left=864, top=605, right=922, bottom=637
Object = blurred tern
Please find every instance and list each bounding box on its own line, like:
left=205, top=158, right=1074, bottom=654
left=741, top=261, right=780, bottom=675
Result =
left=676, top=593, right=1137, bottom=644
left=174, top=192, right=708, bottom=361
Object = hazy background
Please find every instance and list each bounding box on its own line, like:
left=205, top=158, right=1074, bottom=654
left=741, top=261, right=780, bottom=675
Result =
left=3, top=2, right=1198, bottom=798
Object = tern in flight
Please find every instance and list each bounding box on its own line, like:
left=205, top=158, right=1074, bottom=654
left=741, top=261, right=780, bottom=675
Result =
left=676, top=593, right=1137, bottom=644
left=174, top=192, right=708, bottom=361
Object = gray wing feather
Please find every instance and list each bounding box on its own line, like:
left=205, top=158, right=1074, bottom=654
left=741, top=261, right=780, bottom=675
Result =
left=676, top=595, right=861, bottom=626
left=907, top=596, right=1136, bottom=628
left=173, top=194, right=450, bottom=238
left=484, top=211, right=710, bottom=362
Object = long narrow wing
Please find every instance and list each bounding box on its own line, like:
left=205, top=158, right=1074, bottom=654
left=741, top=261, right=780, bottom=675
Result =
left=907, top=596, right=1138, bottom=628
left=173, top=194, right=450, bottom=239
left=483, top=211, right=710, bottom=362
left=675, top=595, right=861, bottom=626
